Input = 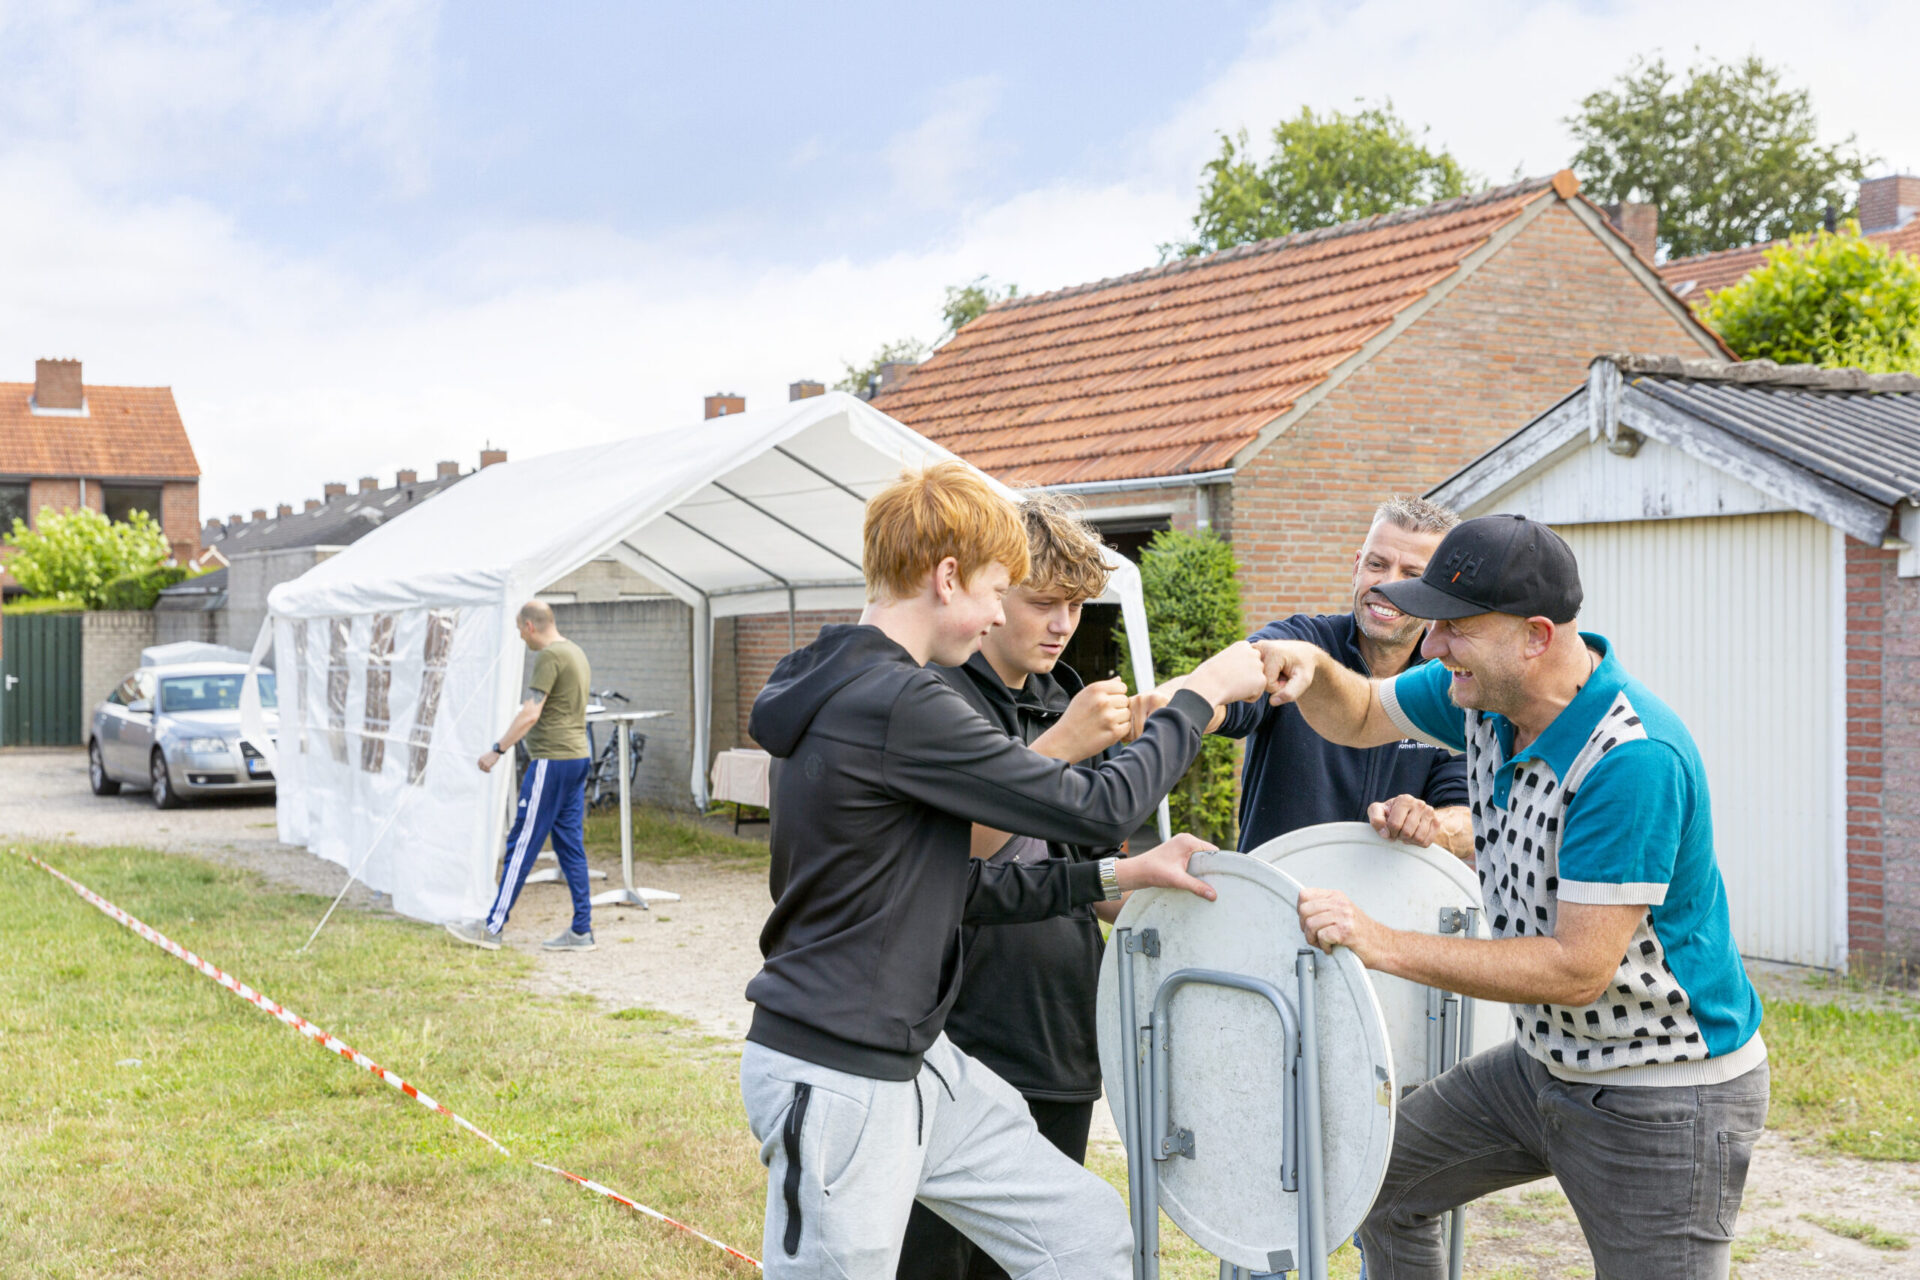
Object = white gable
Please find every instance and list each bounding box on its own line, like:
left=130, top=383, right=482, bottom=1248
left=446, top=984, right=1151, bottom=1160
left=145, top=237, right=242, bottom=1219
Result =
left=1467, top=433, right=1794, bottom=524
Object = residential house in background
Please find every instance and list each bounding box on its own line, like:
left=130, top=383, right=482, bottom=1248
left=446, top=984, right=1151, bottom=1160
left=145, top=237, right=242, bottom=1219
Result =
left=1659, top=173, right=1920, bottom=304
left=726, top=171, right=1724, bottom=748
left=157, top=454, right=501, bottom=649
left=1, top=358, right=201, bottom=592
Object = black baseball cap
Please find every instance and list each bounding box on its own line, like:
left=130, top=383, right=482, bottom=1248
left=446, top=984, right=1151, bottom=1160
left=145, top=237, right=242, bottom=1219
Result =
left=1373, top=514, right=1582, bottom=623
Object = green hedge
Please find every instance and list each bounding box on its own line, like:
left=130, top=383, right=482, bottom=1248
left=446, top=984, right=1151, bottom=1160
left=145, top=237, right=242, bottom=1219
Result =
left=1114, top=529, right=1245, bottom=847
left=0, top=596, right=83, bottom=615
left=97, top=565, right=191, bottom=611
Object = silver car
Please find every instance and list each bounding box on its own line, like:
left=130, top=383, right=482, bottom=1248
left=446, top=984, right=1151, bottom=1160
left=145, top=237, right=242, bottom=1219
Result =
left=88, top=662, right=280, bottom=808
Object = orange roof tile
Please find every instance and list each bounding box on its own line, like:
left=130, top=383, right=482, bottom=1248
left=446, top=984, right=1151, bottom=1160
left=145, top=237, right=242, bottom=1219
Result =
left=873, top=178, right=1560, bottom=485
left=0, top=382, right=199, bottom=479
left=1659, top=221, right=1920, bottom=306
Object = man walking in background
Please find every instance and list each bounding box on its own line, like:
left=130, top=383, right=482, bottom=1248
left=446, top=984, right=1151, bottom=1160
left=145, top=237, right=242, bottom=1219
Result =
left=899, top=490, right=1133, bottom=1280
left=447, top=600, right=597, bottom=953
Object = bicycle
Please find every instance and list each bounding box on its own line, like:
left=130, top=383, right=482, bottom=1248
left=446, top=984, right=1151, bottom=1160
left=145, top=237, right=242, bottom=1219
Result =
left=584, top=689, right=647, bottom=812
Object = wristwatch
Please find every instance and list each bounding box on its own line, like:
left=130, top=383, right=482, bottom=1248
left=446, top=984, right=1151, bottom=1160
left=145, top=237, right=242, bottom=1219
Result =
left=491, top=742, right=505, bottom=755
left=1098, top=856, right=1123, bottom=901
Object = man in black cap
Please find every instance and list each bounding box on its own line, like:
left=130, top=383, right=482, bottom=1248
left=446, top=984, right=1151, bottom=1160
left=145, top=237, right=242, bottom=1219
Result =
left=1254, top=514, right=1770, bottom=1279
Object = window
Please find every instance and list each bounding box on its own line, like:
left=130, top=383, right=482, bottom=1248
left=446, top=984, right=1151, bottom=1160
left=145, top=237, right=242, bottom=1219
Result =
left=0, top=482, right=27, bottom=533
left=102, top=485, right=163, bottom=526
left=159, top=673, right=278, bottom=714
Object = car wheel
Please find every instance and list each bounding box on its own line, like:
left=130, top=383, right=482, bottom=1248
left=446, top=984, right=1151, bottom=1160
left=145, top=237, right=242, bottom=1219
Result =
left=151, top=748, right=184, bottom=809
left=89, top=740, right=121, bottom=796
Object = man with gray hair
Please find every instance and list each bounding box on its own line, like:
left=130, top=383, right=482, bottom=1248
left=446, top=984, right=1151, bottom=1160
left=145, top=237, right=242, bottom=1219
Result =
left=1145, top=496, right=1471, bottom=855
left=447, top=600, right=597, bottom=952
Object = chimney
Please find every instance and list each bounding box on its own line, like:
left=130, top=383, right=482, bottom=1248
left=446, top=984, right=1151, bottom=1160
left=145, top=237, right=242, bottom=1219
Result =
left=395, top=469, right=417, bottom=486
left=33, top=358, right=83, bottom=411
left=436, top=460, right=460, bottom=479
left=227, top=513, right=244, bottom=529
left=1858, top=174, right=1920, bottom=233
left=1602, top=202, right=1660, bottom=262
left=358, top=476, right=379, bottom=493
left=874, top=361, right=918, bottom=396
left=251, top=508, right=267, bottom=522
left=323, top=482, right=347, bottom=499
left=204, top=518, right=223, bottom=535
left=705, top=393, right=746, bottom=419
left=304, top=498, right=321, bottom=512
left=789, top=380, right=825, bottom=402
left=276, top=503, right=292, bottom=519
left=479, top=447, right=507, bottom=468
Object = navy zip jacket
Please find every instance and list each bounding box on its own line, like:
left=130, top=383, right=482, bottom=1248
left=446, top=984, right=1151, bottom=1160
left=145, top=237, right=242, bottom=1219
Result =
left=745, top=624, right=1212, bottom=1081
left=1216, top=613, right=1468, bottom=852
left=932, top=653, right=1114, bottom=1103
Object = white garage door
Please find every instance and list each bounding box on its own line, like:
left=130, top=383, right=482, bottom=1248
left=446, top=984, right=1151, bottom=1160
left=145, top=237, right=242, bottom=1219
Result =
left=1555, top=513, right=1838, bottom=968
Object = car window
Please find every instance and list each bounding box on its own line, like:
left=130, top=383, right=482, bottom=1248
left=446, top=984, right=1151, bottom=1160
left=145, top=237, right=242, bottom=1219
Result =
left=110, top=673, right=137, bottom=706
left=158, top=673, right=278, bottom=713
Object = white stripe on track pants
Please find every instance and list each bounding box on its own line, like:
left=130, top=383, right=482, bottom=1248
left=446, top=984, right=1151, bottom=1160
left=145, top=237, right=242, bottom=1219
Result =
left=741, top=1033, right=1131, bottom=1279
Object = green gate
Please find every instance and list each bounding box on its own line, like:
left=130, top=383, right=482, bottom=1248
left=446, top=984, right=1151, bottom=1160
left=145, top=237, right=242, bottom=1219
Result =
left=1, top=613, right=83, bottom=746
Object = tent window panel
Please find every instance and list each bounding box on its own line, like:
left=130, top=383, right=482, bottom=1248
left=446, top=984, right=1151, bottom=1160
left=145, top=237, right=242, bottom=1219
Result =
left=408, top=609, right=459, bottom=786
left=326, top=617, right=351, bottom=763
left=362, top=613, right=398, bottom=774
left=293, top=622, right=311, bottom=753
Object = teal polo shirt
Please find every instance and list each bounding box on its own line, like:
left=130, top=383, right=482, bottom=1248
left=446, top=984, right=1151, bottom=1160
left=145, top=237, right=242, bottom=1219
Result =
left=1380, top=634, right=1765, bottom=1085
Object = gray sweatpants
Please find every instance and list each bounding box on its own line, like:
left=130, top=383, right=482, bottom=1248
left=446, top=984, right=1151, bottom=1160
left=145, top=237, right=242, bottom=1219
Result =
left=1360, top=1039, right=1770, bottom=1280
left=741, top=1034, right=1131, bottom=1279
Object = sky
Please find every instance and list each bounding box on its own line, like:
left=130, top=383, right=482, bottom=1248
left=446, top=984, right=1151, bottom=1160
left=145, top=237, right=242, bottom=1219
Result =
left=2, top=0, right=1918, bottom=520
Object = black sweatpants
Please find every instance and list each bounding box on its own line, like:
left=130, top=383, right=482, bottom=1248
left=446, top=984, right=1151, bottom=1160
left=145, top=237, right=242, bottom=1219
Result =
left=895, top=1096, right=1097, bottom=1280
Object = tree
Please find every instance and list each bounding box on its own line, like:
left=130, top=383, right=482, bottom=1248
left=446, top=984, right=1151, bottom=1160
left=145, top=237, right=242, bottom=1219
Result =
left=1701, top=223, right=1920, bottom=372
left=941, top=275, right=1018, bottom=335
left=1171, top=102, right=1472, bottom=259
left=1114, top=529, right=1244, bottom=846
left=2, top=507, right=172, bottom=607
left=1568, top=54, right=1872, bottom=260
left=833, top=337, right=928, bottom=396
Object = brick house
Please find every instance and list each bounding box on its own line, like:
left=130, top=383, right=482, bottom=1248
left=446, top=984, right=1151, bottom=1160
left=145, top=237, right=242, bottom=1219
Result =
left=727, top=171, right=1723, bottom=744
left=1658, top=173, right=1920, bottom=304
left=0, top=358, right=201, bottom=590
left=1427, top=353, right=1920, bottom=972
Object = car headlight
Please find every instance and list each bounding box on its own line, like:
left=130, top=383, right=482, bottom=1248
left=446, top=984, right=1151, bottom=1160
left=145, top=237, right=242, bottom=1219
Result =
left=184, top=737, right=231, bottom=754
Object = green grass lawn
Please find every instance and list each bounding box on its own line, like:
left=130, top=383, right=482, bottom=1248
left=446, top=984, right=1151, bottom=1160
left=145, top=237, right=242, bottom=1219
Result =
left=4, top=837, right=1916, bottom=1278
left=581, top=806, right=768, bottom=869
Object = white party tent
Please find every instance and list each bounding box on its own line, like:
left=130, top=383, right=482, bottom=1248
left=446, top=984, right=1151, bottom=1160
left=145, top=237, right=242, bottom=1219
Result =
left=245, top=392, right=1165, bottom=924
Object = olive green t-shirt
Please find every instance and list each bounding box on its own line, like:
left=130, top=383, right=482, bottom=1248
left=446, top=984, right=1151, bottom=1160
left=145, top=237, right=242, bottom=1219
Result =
left=524, top=638, right=591, bottom=760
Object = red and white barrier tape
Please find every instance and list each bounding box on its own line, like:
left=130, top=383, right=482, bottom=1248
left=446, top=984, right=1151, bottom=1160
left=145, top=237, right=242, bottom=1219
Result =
left=19, top=851, right=760, bottom=1270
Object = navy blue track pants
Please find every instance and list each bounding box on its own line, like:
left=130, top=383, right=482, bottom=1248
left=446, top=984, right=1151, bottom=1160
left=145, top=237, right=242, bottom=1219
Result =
left=487, top=755, right=592, bottom=935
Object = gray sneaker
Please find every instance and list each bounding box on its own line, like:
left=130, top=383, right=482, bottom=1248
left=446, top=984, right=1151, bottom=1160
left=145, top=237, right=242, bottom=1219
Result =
left=542, top=929, right=597, bottom=952
left=445, top=921, right=503, bottom=950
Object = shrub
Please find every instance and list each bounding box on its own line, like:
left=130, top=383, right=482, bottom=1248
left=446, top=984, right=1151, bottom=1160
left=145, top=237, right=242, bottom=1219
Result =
left=98, top=564, right=192, bottom=611
left=1115, top=529, right=1245, bottom=846
left=2, top=507, right=172, bottom=608
left=1702, top=222, right=1920, bottom=372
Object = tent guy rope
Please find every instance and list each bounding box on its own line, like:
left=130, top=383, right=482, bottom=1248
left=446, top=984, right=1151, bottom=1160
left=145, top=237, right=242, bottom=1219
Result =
left=15, top=848, right=761, bottom=1270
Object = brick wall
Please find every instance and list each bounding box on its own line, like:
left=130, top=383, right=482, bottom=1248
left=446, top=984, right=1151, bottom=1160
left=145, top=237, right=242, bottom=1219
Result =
left=160, top=481, right=200, bottom=564
left=80, top=611, right=156, bottom=742
left=1870, top=550, right=1920, bottom=969
left=1231, top=202, right=1714, bottom=624
left=734, top=609, right=861, bottom=746
left=1846, top=541, right=1890, bottom=965
left=544, top=599, right=702, bottom=810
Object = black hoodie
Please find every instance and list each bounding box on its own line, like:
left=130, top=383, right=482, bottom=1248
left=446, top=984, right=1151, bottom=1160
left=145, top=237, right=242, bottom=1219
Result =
left=745, top=624, right=1211, bottom=1080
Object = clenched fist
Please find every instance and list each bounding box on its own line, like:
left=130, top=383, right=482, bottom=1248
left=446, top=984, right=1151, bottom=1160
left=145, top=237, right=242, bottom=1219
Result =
left=1368, top=794, right=1440, bottom=847
left=1043, top=677, right=1132, bottom=762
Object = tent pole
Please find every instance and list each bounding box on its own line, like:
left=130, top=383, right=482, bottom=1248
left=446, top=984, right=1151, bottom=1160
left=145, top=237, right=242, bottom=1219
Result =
left=787, top=588, right=797, bottom=650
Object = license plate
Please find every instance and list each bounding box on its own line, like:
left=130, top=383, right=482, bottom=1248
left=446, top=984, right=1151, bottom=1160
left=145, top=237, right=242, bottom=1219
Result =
left=247, top=759, right=266, bottom=775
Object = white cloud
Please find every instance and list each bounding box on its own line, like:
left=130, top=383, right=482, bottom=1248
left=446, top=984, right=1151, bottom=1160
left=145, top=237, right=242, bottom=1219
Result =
left=883, top=76, right=1004, bottom=210
left=1141, top=0, right=1920, bottom=191
left=0, top=0, right=439, bottom=192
